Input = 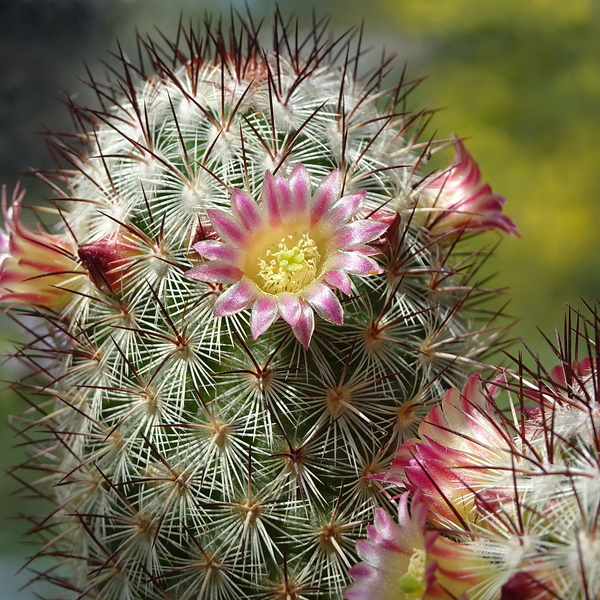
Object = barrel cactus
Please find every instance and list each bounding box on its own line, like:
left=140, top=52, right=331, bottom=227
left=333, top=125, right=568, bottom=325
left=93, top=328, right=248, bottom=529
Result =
left=5, top=13, right=515, bottom=599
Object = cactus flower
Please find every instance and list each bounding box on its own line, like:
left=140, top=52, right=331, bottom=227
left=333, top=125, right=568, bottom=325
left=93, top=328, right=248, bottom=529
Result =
left=389, top=373, right=516, bottom=528
left=424, top=140, right=517, bottom=237
left=344, top=492, right=480, bottom=600
left=186, top=163, right=388, bottom=348
left=0, top=184, right=80, bottom=309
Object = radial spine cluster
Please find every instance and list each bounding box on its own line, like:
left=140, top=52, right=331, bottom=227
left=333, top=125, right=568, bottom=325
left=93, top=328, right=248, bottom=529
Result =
left=6, top=12, right=514, bottom=600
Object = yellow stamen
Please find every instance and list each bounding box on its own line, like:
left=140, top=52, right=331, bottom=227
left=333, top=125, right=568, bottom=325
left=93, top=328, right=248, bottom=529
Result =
left=397, top=549, right=426, bottom=599
left=256, top=232, right=321, bottom=294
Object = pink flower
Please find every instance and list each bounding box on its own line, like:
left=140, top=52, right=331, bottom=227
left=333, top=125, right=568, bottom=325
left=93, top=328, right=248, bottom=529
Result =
left=424, top=140, right=517, bottom=237
left=344, top=492, right=480, bottom=600
left=389, top=373, right=516, bottom=528
left=0, top=184, right=80, bottom=310
left=186, top=164, right=388, bottom=348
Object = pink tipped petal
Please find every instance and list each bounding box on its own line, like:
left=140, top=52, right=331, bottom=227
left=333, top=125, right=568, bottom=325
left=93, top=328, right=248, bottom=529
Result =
left=185, top=261, right=243, bottom=283
left=275, top=176, right=293, bottom=214
left=206, top=208, right=248, bottom=245
left=322, top=190, right=366, bottom=227
left=213, top=279, right=257, bottom=316
left=193, top=240, right=239, bottom=262
left=332, top=220, right=389, bottom=250
left=322, top=269, right=352, bottom=295
left=250, top=294, right=279, bottom=339
left=292, top=299, right=315, bottom=349
left=278, top=292, right=302, bottom=327
left=333, top=251, right=383, bottom=275
left=350, top=244, right=381, bottom=257
left=302, top=282, right=343, bottom=325
left=230, top=189, right=263, bottom=230
left=310, top=169, right=341, bottom=225
left=288, top=163, right=311, bottom=215
left=262, top=171, right=282, bottom=225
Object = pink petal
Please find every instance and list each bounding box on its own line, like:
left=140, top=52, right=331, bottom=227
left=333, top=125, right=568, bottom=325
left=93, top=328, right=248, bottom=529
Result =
left=250, top=294, right=279, bottom=339
left=213, top=279, right=257, bottom=316
left=275, top=175, right=293, bottom=215
left=302, top=282, right=343, bottom=325
left=0, top=231, right=9, bottom=255
left=185, top=261, right=243, bottom=283
left=322, top=190, right=366, bottom=227
left=333, top=251, right=383, bottom=276
left=292, top=299, right=315, bottom=349
left=310, top=169, right=341, bottom=226
left=206, top=208, right=248, bottom=245
left=332, top=220, right=389, bottom=250
left=278, top=292, right=302, bottom=327
left=262, top=171, right=282, bottom=225
left=193, top=240, right=239, bottom=262
left=322, top=269, right=352, bottom=295
left=230, top=189, right=263, bottom=230
left=288, top=163, right=311, bottom=216
left=350, top=244, right=381, bottom=257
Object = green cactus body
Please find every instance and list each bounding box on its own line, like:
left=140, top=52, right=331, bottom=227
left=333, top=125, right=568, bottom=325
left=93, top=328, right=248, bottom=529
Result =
left=9, top=15, right=512, bottom=600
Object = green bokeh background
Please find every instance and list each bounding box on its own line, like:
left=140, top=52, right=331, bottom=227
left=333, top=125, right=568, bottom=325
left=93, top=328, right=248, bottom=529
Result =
left=1, top=0, right=599, bottom=597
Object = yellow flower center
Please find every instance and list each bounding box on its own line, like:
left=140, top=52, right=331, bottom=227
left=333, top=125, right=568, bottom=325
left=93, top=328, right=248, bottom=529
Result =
left=397, top=549, right=426, bottom=599
left=256, top=232, right=321, bottom=294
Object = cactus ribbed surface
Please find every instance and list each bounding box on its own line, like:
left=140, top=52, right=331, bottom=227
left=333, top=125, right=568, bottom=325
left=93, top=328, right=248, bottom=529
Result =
left=8, top=14, right=513, bottom=599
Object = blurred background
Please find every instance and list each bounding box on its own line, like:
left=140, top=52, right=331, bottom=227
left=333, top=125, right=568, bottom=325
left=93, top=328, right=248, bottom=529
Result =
left=1, top=0, right=599, bottom=597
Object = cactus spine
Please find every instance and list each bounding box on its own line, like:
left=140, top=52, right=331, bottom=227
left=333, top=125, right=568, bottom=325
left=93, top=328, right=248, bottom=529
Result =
left=8, top=14, right=513, bottom=599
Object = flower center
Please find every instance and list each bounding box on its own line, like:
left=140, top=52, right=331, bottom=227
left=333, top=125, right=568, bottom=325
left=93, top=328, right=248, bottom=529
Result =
left=256, top=232, right=321, bottom=294
left=397, top=549, right=426, bottom=599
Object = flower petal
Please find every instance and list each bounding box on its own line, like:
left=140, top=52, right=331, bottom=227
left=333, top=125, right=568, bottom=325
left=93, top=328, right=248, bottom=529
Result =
left=250, top=294, right=279, bottom=339
left=288, top=163, right=311, bottom=216
left=275, top=175, right=293, bottom=215
left=332, top=219, right=389, bottom=250
left=333, top=251, right=383, bottom=276
left=350, top=244, right=381, bottom=257
left=206, top=208, right=248, bottom=245
left=322, top=190, right=366, bottom=227
left=310, top=168, right=341, bottom=225
left=193, top=240, right=239, bottom=262
left=185, top=261, right=243, bottom=283
left=213, top=278, right=256, bottom=316
left=292, top=299, right=315, bottom=349
left=278, top=292, right=302, bottom=327
left=230, top=189, right=263, bottom=230
left=322, top=269, right=352, bottom=295
left=262, top=170, right=282, bottom=225
left=302, top=282, right=343, bottom=325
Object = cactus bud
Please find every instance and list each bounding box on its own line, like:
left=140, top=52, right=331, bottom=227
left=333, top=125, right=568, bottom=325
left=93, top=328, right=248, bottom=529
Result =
left=422, top=140, right=518, bottom=237
left=78, top=230, right=139, bottom=294
left=0, top=184, right=81, bottom=309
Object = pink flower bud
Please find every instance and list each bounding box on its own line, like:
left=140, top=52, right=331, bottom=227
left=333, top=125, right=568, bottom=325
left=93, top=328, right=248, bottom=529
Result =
left=78, top=231, right=139, bottom=294
left=424, top=140, right=518, bottom=237
left=0, top=184, right=80, bottom=310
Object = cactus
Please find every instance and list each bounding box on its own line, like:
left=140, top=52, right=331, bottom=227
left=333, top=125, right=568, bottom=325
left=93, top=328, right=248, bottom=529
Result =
left=347, top=305, right=600, bottom=600
left=5, top=13, right=516, bottom=600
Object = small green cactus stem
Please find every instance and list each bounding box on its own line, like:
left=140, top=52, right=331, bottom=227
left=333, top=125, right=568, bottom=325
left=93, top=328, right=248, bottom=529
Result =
left=7, top=13, right=515, bottom=600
